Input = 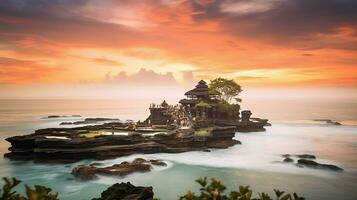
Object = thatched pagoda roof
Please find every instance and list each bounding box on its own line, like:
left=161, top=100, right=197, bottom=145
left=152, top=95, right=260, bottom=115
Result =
left=184, top=80, right=219, bottom=96
left=179, top=99, right=197, bottom=105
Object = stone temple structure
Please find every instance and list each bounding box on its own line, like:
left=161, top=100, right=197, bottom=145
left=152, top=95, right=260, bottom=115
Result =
left=146, top=80, right=241, bottom=126
left=179, top=80, right=240, bottom=124
left=179, top=80, right=219, bottom=107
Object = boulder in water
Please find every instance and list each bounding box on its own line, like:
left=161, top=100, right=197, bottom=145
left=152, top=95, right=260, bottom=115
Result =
left=283, top=157, right=294, bottom=163
left=72, top=158, right=166, bottom=180
left=297, top=159, right=343, bottom=171
left=296, top=154, right=316, bottom=159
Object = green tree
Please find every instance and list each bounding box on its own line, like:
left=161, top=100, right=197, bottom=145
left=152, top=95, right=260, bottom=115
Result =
left=209, top=78, right=242, bottom=104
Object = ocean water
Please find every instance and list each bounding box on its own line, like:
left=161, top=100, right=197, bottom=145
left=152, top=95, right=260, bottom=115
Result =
left=0, top=99, right=357, bottom=200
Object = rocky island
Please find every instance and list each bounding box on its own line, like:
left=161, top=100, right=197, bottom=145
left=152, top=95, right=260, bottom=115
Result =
left=5, top=79, right=269, bottom=163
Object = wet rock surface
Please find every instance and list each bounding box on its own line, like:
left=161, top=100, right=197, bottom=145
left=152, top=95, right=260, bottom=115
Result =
left=296, top=154, right=316, bottom=159
left=313, top=119, right=342, bottom=125
left=92, top=182, right=154, bottom=200
left=5, top=123, right=240, bottom=163
left=281, top=154, right=343, bottom=171
left=60, top=118, right=119, bottom=125
left=283, top=157, right=294, bottom=163
left=72, top=158, right=166, bottom=180
left=42, top=115, right=81, bottom=119
left=297, top=159, right=344, bottom=171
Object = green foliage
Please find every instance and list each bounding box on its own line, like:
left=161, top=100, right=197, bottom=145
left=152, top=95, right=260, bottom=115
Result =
left=0, top=177, right=58, bottom=200
left=178, top=177, right=305, bottom=200
left=0, top=177, right=23, bottom=200
left=209, top=78, right=242, bottom=104
left=195, top=101, right=212, bottom=109
left=194, top=128, right=210, bottom=137
left=216, top=101, right=240, bottom=117
left=1, top=177, right=304, bottom=200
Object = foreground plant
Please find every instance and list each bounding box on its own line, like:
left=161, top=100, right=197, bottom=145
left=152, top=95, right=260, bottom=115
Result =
left=1, top=177, right=305, bottom=200
left=178, top=177, right=305, bottom=200
left=0, top=177, right=58, bottom=200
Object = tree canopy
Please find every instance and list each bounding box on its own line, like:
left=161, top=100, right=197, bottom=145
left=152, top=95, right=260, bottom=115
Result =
left=209, top=78, right=242, bottom=104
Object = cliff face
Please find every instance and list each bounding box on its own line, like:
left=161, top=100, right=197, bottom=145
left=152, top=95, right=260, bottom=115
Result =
left=5, top=125, right=240, bottom=163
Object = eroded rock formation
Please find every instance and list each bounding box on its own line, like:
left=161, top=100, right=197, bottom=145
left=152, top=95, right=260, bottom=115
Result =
left=5, top=123, right=239, bottom=163
left=72, top=158, right=166, bottom=180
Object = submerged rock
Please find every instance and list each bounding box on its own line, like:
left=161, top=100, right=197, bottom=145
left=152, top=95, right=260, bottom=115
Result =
left=281, top=154, right=343, bottom=171
left=296, top=154, right=316, bottom=159
left=92, top=182, right=153, bottom=200
left=43, top=115, right=81, bottom=119
left=89, top=162, right=104, bottom=167
left=72, top=158, right=166, bottom=180
left=313, top=119, right=342, bottom=126
left=59, top=122, right=73, bottom=125
left=149, top=159, right=167, bottom=166
left=297, top=159, right=343, bottom=171
left=60, top=118, right=119, bottom=125
left=46, top=115, right=61, bottom=118
left=283, top=157, right=294, bottom=163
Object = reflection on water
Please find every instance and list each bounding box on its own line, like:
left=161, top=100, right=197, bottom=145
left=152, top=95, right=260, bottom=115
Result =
left=0, top=99, right=356, bottom=200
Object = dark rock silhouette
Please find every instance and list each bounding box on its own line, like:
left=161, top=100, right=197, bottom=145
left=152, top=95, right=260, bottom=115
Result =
left=296, top=154, right=316, bottom=159
left=283, top=157, right=294, bottom=163
left=297, top=159, right=343, bottom=171
left=42, top=115, right=81, bottom=119
left=60, top=118, right=119, bottom=125
left=313, top=119, right=342, bottom=125
left=92, top=182, right=153, bottom=200
left=281, top=154, right=343, bottom=171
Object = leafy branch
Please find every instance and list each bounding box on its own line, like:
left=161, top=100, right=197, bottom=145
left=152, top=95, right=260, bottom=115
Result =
left=0, top=177, right=58, bottom=200
left=178, top=177, right=305, bottom=200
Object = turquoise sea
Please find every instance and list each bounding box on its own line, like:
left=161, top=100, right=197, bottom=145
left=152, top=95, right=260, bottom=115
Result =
left=0, top=99, right=356, bottom=199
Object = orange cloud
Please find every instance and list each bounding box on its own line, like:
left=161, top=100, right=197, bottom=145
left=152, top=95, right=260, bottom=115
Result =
left=0, top=0, right=356, bottom=90
left=0, top=57, right=63, bottom=84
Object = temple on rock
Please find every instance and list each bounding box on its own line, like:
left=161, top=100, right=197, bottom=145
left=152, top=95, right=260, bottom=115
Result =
left=179, top=80, right=219, bottom=107
left=179, top=80, right=240, bottom=124
left=146, top=80, right=241, bottom=127
left=4, top=78, right=270, bottom=163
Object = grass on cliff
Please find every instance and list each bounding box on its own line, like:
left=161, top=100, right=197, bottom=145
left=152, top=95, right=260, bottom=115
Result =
left=194, top=128, right=211, bottom=137
left=79, top=130, right=104, bottom=138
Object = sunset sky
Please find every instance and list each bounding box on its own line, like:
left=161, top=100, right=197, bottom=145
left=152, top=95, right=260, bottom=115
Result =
left=1, top=0, right=357, bottom=99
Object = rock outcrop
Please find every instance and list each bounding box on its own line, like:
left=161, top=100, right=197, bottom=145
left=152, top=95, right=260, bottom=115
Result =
left=283, top=157, right=294, bottom=163
left=281, top=154, right=343, bottom=171
left=313, top=119, right=342, bottom=125
left=60, top=118, right=119, bottom=125
left=72, top=158, right=166, bottom=180
left=92, top=182, right=154, bottom=200
left=297, top=159, right=343, bottom=171
left=5, top=123, right=240, bottom=163
left=42, top=115, right=81, bottom=119
left=296, top=154, right=316, bottom=159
